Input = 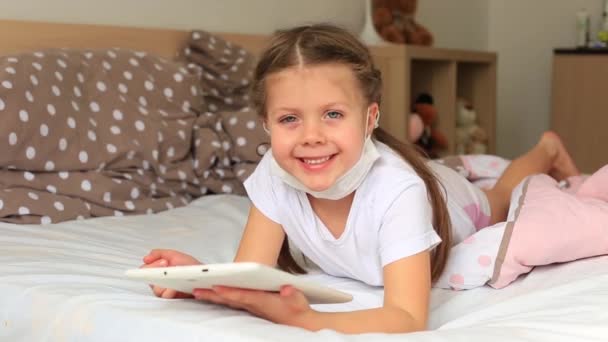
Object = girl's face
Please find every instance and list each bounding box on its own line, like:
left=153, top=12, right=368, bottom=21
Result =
left=265, top=63, right=378, bottom=192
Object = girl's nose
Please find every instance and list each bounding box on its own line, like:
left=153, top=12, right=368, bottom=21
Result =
left=301, top=121, right=326, bottom=145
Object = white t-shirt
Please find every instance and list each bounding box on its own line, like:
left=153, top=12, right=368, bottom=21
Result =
left=243, top=141, right=441, bottom=286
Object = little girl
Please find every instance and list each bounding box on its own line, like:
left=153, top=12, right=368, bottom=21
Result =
left=141, top=24, right=579, bottom=334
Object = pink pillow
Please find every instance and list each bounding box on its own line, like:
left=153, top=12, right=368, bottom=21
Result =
left=488, top=166, right=608, bottom=288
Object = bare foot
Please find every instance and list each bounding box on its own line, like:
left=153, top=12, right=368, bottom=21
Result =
left=540, top=131, right=580, bottom=180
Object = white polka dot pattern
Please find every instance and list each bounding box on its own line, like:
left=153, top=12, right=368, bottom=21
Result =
left=0, top=32, right=266, bottom=224
left=184, top=30, right=254, bottom=115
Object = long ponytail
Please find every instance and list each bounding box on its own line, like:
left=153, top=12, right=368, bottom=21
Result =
left=373, top=128, right=452, bottom=282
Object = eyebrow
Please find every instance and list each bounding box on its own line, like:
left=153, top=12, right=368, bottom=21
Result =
left=270, top=102, right=350, bottom=114
left=271, top=107, right=299, bottom=114
left=323, top=102, right=350, bottom=110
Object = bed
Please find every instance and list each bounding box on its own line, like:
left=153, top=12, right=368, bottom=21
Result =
left=0, top=20, right=607, bottom=342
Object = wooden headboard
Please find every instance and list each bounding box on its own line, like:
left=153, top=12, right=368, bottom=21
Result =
left=0, top=19, right=271, bottom=58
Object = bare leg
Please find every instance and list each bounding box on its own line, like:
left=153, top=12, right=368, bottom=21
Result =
left=483, top=131, right=580, bottom=225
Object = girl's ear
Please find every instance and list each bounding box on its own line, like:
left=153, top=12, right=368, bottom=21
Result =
left=262, top=121, right=271, bottom=135
left=367, top=103, right=380, bottom=133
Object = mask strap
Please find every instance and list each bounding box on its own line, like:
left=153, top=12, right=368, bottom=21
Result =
left=365, top=109, right=381, bottom=139
left=374, top=110, right=381, bottom=129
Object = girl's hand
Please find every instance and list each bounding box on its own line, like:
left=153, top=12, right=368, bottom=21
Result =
left=140, top=249, right=202, bottom=299
left=142, top=248, right=201, bottom=267
left=193, top=285, right=316, bottom=327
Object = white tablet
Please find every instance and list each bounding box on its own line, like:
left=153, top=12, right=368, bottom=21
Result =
left=125, top=262, right=353, bottom=304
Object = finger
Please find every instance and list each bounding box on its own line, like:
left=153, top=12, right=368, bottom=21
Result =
left=142, top=251, right=160, bottom=263
left=279, top=285, right=296, bottom=297
left=160, top=288, right=178, bottom=299
left=224, top=299, right=247, bottom=311
left=211, top=287, right=273, bottom=316
left=193, top=289, right=230, bottom=305
left=143, top=249, right=173, bottom=263
left=151, top=286, right=192, bottom=299
left=213, top=286, right=262, bottom=307
left=152, top=285, right=167, bottom=297
left=140, top=259, right=168, bottom=268
left=194, top=288, right=247, bottom=310
left=279, top=285, right=309, bottom=310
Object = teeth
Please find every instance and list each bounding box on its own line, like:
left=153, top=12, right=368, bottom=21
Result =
left=303, top=156, right=330, bottom=165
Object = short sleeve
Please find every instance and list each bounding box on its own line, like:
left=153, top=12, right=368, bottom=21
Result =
left=378, top=181, right=442, bottom=267
left=243, top=153, right=281, bottom=224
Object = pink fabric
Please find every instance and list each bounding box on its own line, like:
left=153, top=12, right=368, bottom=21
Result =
left=489, top=165, right=608, bottom=288
left=463, top=203, right=491, bottom=230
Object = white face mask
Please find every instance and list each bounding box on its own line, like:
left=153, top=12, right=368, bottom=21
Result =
left=267, top=109, right=380, bottom=200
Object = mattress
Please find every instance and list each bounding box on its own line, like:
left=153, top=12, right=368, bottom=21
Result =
left=1, top=194, right=607, bottom=341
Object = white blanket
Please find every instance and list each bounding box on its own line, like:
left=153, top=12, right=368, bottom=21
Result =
left=1, top=195, right=607, bottom=341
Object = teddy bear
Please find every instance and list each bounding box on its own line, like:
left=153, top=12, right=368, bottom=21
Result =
left=372, top=0, right=433, bottom=45
left=468, top=126, right=489, bottom=154
left=455, top=98, right=488, bottom=154
left=412, top=93, right=448, bottom=158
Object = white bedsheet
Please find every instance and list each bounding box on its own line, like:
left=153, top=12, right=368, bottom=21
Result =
left=0, top=194, right=607, bottom=341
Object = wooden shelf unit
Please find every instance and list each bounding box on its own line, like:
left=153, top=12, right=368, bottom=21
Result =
left=551, top=50, right=608, bottom=173
left=368, top=44, right=497, bottom=154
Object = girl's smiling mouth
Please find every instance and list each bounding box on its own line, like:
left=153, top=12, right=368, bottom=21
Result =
left=298, top=154, right=337, bottom=170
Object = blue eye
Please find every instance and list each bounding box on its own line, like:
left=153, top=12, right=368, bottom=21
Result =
left=279, top=115, right=297, bottom=124
left=325, top=111, right=343, bottom=119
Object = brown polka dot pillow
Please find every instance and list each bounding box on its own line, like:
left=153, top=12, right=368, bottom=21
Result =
left=181, top=30, right=256, bottom=116
left=0, top=28, right=272, bottom=225
left=218, top=108, right=269, bottom=183
left=0, top=46, right=249, bottom=224
left=0, top=48, right=203, bottom=172
left=181, top=30, right=270, bottom=189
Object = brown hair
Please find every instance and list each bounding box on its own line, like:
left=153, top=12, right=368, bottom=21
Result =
left=251, top=24, right=452, bottom=282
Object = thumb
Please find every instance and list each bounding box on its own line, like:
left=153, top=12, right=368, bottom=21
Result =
left=279, top=285, right=309, bottom=310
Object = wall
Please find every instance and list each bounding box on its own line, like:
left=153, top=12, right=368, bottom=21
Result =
left=487, top=0, right=603, bottom=157
left=417, top=0, right=488, bottom=51
left=0, top=0, right=489, bottom=46
left=0, top=0, right=364, bottom=34
left=419, top=0, right=604, bottom=157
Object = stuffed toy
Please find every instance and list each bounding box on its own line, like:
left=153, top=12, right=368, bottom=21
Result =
left=372, top=0, right=433, bottom=45
left=413, top=93, right=448, bottom=158
left=468, top=126, right=489, bottom=154
left=455, top=98, right=488, bottom=154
